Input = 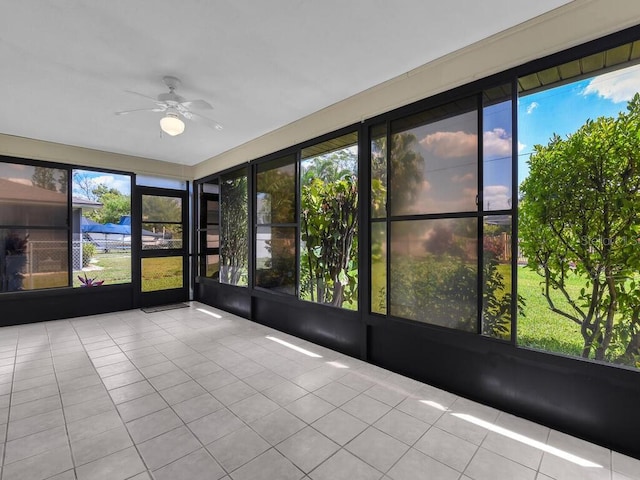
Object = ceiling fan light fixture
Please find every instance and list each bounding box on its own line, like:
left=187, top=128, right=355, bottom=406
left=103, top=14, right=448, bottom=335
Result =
left=160, top=112, right=185, bottom=136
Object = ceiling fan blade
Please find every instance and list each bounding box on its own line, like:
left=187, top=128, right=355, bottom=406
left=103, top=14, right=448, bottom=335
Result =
left=115, top=107, right=164, bottom=115
left=182, top=99, right=214, bottom=110
left=190, top=111, right=223, bottom=130
left=124, top=90, right=163, bottom=104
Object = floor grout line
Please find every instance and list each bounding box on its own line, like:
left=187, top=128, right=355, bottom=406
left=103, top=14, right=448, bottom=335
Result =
left=0, top=303, right=632, bottom=480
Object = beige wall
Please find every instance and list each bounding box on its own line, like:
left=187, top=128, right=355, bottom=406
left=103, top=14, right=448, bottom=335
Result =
left=0, top=133, right=194, bottom=180
left=194, top=0, right=640, bottom=179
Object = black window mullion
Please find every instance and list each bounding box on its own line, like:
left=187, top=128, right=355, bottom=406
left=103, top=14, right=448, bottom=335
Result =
left=295, top=150, right=302, bottom=299
left=66, top=166, right=73, bottom=288
left=510, top=76, right=519, bottom=346
left=477, top=93, right=484, bottom=336
left=385, top=119, right=391, bottom=318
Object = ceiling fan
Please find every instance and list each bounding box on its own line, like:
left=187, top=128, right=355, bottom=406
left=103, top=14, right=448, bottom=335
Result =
left=116, top=76, right=223, bottom=136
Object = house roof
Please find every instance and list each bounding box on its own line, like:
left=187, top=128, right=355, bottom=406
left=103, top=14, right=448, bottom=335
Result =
left=0, top=177, right=66, bottom=204
left=72, top=196, right=102, bottom=210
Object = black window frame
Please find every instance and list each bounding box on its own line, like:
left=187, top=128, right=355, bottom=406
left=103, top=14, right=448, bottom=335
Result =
left=254, top=154, right=298, bottom=296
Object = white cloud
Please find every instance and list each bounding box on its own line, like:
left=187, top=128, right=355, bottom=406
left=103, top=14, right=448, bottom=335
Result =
left=90, top=175, right=131, bottom=195
left=484, top=185, right=511, bottom=210
left=526, top=102, right=539, bottom=114
left=452, top=173, right=474, bottom=183
left=404, top=184, right=477, bottom=215
left=583, top=63, right=640, bottom=103
left=420, top=131, right=477, bottom=158
left=518, top=141, right=527, bottom=153
left=73, top=171, right=131, bottom=197
left=483, top=128, right=511, bottom=158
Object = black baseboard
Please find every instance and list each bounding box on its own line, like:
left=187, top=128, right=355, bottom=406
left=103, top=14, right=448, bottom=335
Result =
left=0, top=285, right=134, bottom=326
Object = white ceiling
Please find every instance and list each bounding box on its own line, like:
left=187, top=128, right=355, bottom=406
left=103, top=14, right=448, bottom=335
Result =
left=0, top=1, right=572, bottom=166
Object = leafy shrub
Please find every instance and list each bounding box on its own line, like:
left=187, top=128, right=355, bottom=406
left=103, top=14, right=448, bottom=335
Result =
left=390, top=256, right=477, bottom=331
left=82, top=242, right=96, bottom=267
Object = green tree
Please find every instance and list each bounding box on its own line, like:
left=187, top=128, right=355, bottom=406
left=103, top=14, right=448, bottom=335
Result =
left=73, top=171, right=98, bottom=201
left=257, top=165, right=295, bottom=224
left=519, top=94, right=640, bottom=365
left=142, top=195, right=181, bottom=223
left=301, top=151, right=358, bottom=308
left=371, top=136, right=387, bottom=217
left=482, top=253, right=524, bottom=339
left=301, top=175, right=358, bottom=307
left=389, top=132, right=425, bottom=214
left=141, top=194, right=182, bottom=236
left=220, top=174, right=248, bottom=286
left=31, top=167, right=57, bottom=191
left=301, top=150, right=356, bottom=185
left=57, top=171, right=68, bottom=194
left=86, top=185, right=130, bottom=224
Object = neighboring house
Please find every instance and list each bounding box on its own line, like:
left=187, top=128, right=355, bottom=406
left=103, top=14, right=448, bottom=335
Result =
left=0, top=179, right=103, bottom=288
left=0, top=179, right=67, bottom=282
left=72, top=197, right=102, bottom=270
left=0, top=177, right=67, bottom=225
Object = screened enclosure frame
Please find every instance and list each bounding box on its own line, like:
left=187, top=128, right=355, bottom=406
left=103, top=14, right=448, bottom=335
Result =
left=195, top=23, right=640, bottom=376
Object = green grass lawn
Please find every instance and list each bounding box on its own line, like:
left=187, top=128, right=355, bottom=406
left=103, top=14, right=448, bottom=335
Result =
left=74, top=252, right=132, bottom=287
left=141, top=256, right=183, bottom=292
left=74, top=253, right=182, bottom=292
left=517, top=266, right=585, bottom=357
left=371, top=258, right=386, bottom=314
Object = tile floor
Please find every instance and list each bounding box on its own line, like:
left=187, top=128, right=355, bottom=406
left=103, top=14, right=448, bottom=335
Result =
left=0, top=301, right=638, bottom=480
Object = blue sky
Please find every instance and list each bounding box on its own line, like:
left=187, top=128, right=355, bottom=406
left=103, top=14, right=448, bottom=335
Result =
left=72, top=169, right=131, bottom=197
left=483, top=100, right=513, bottom=210
left=517, top=63, right=640, bottom=185
left=396, top=61, right=640, bottom=215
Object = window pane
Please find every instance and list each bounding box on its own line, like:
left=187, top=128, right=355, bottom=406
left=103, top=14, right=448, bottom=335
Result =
left=390, top=218, right=477, bottom=331
left=199, top=191, right=219, bottom=280
left=141, top=223, right=182, bottom=249
left=390, top=108, right=478, bottom=216
left=220, top=171, right=248, bottom=287
left=203, top=254, right=219, bottom=279
left=371, top=124, right=387, bottom=218
left=141, top=256, right=183, bottom=292
left=142, top=195, right=181, bottom=222
left=1, top=229, right=68, bottom=291
left=517, top=58, right=640, bottom=369
left=483, top=85, right=513, bottom=211
left=371, top=222, right=387, bottom=314
left=257, top=157, right=296, bottom=224
left=206, top=200, right=219, bottom=225
left=0, top=163, right=68, bottom=227
left=202, top=182, right=219, bottom=194
left=136, top=175, right=186, bottom=190
left=202, top=228, right=219, bottom=249
left=72, top=169, right=131, bottom=286
left=482, top=216, right=512, bottom=340
left=300, top=134, right=358, bottom=309
left=256, top=226, right=296, bottom=295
